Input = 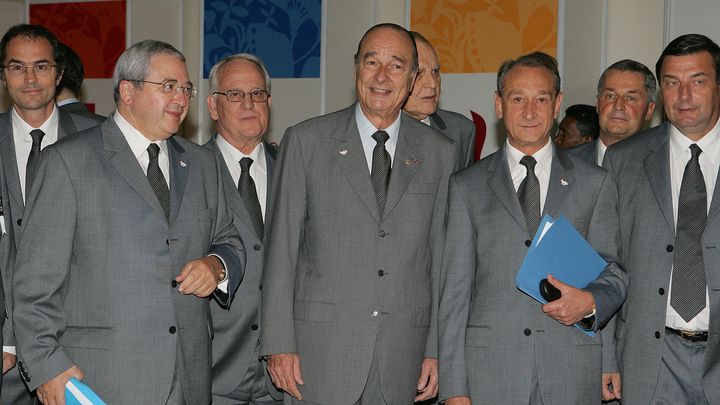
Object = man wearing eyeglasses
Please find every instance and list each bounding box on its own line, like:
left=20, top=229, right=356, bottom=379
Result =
left=204, top=54, right=282, bottom=405
left=0, top=23, right=103, bottom=405
left=11, top=39, right=245, bottom=404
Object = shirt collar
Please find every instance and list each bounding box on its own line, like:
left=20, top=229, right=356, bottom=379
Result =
left=505, top=137, right=553, bottom=173
left=670, top=117, right=720, bottom=166
left=216, top=135, right=266, bottom=172
left=56, top=97, right=80, bottom=107
left=11, top=103, right=59, bottom=138
left=113, top=109, right=169, bottom=160
left=354, top=102, right=401, bottom=144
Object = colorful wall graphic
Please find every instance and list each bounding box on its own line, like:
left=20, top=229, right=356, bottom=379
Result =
left=30, top=0, right=126, bottom=79
left=411, top=0, right=558, bottom=73
left=204, top=0, right=321, bottom=79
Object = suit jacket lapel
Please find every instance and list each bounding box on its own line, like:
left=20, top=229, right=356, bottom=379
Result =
left=544, top=148, right=574, bottom=219
left=0, top=113, right=22, bottom=213
left=643, top=125, right=675, bottom=233
left=168, top=138, right=189, bottom=225
left=487, top=147, right=527, bottom=231
left=330, top=107, right=381, bottom=222
left=384, top=117, right=421, bottom=218
left=429, top=112, right=447, bottom=131
left=57, top=108, right=78, bottom=139
left=102, top=119, right=167, bottom=221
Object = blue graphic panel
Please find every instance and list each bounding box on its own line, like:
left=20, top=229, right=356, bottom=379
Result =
left=204, top=0, right=321, bottom=79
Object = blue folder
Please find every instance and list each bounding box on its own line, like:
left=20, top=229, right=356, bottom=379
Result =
left=516, top=214, right=607, bottom=337
left=65, top=377, right=106, bottom=405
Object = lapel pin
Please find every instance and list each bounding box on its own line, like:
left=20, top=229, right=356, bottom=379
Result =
left=179, top=160, right=187, bottom=167
left=405, top=159, right=420, bottom=166
left=339, top=149, right=348, bottom=156
left=560, top=178, right=568, bottom=186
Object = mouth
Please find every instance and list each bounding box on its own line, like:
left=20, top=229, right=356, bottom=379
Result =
left=370, top=87, right=392, bottom=96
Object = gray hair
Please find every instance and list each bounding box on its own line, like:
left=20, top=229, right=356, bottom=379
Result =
left=208, top=53, right=272, bottom=94
left=497, top=51, right=560, bottom=96
left=112, top=39, right=185, bottom=103
left=597, top=59, right=657, bottom=103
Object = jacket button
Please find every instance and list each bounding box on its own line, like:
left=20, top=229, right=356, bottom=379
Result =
left=658, top=288, right=665, bottom=295
left=171, top=280, right=178, bottom=288
left=655, top=331, right=661, bottom=339
left=525, top=240, right=532, bottom=247
left=166, top=239, right=170, bottom=245
left=524, top=328, right=531, bottom=336
left=253, top=244, right=262, bottom=251
left=169, top=326, right=177, bottom=334
left=24, top=376, right=30, bottom=382
left=666, top=245, right=673, bottom=252
left=251, top=324, right=259, bottom=331
left=259, top=284, right=262, bottom=291
left=378, top=269, right=385, bottom=277
left=16, top=218, right=21, bottom=226
left=378, top=230, right=387, bottom=237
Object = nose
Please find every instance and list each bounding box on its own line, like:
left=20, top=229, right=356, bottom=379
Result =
left=375, top=64, right=389, bottom=83
left=678, top=82, right=691, bottom=101
left=24, top=67, right=38, bottom=83
left=612, top=97, right=626, bottom=111
left=172, top=88, right=188, bottom=106
left=523, top=101, right=536, bottom=120
left=241, top=95, right=255, bottom=110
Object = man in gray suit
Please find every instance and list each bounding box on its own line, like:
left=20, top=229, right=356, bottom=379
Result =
left=605, top=33, right=720, bottom=404
left=261, top=23, right=456, bottom=404
left=0, top=152, right=16, bottom=394
left=205, top=53, right=281, bottom=404
left=403, top=31, right=476, bottom=169
left=438, top=52, right=629, bottom=404
left=569, top=59, right=656, bottom=165
left=0, top=23, right=102, bottom=405
left=12, top=40, right=245, bottom=404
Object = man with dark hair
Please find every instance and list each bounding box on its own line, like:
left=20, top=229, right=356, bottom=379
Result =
left=555, top=104, right=598, bottom=149
left=606, top=33, right=720, bottom=404
left=261, top=23, right=455, bottom=404
left=12, top=39, right=245, bottom=404
left=569, top=59, right=656, bottom=164
left=439, top=51, right=628, bottom=404
left=55, top=42, right=104, bottom=120
left=0, top=23, right=102, bottom=405
left=403, top=31, right=476, bottom=169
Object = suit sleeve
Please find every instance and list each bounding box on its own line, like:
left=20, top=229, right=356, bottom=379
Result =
left=438, top=175, right=474, bottom=400
left=0, top=162, right=15, bottom=348
left=260, top=126, right=306, bottom=356
left=12, top=147, right=77, bottom=390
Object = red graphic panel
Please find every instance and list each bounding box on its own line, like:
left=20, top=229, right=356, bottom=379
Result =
left=30, top=1, right=126, bottom=79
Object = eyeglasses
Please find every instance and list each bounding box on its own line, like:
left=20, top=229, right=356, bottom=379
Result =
left=129, top=79, right=198, bottom=99
left=2, top=63, right=58, bottom=77
left=213, top=89, right=269, bottom=103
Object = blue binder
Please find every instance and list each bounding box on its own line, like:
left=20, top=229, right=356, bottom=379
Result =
left=516, top=214, right=607, bottom=337
left=65, top=377, right=106, bottom=405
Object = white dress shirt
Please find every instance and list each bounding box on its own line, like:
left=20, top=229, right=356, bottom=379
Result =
left=597, top=139, right=608, bottom=166
left=12, top=105, right=60, bottom=200
left=355, top=103, right=401, bottom=172
left=665, top=119, right=720, bottom=331
left=215, top=136, right=268, bottom=219
left=506, top=138, right=553, bottom=213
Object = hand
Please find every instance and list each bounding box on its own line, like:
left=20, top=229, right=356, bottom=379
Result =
left=445, top=396, right=472, bottom=405
left=175, top=256, right=223, bottom=297
left=415, top=357, right=438, bottom=401
left=268, top=353, right=303, bottom=400
left=37, top=365, right=83, bottom=405
left=2, top=352, right=16, bottom=374
left=541, top=274, right=595, bottom=325
left=602, top=372, right=622, bottom=400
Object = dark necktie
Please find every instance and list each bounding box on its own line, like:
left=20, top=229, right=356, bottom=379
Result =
left=147, top=144, right=170, bottom=222
left=26, top=129, right=45, bottom=196
left=671, top=144, right=707, bottom=322
left=518, top=155, right=541, bottom=236
left=238, top=157, right=264, bottom=239
left=371, top=131, right=391, bottom=218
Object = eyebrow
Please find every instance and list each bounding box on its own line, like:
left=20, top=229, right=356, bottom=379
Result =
left=362, top=51, right=408, bottom=65
left=7, top=58, right=52, bottom=65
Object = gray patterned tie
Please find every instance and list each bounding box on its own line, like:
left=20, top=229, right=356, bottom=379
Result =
left=371, top=131, right=391, bottom=218
left=26, top=129, right=45, bottom=196
left=671, top=144, right=707, bottom=322
left=238, top=157, right=264, bottom=239
left=147, top=144, right=170, bottom=222
left=518, top=155, right=541, bottom=236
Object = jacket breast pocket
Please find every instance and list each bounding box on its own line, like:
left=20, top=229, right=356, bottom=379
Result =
left=59, top=326, right=114, bottom=350
left=465, top=325, right=491, bottom=348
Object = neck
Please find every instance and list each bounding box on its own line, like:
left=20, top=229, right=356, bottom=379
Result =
left=360, top=105, right=400, bottom=130
left=221, top=132, right=262, bottom=155
left=14, top=103, right=54, bottom=128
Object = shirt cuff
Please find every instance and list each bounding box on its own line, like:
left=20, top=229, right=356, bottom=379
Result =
left=3, top=346, right=15, bottom=355
left=208, top=253, right=229, bottom=293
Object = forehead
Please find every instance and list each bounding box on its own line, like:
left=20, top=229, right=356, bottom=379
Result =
left=359, top=27, right=413, bottom=59
left=503, top=65, right=555, bottom=93
left=661, top=51, right=715, bottom=76
left=218, top=59, right=265, bottom=88
left=602, top=70, right=646, bottom=91
left=416, top=40, right=438, bottom=66
left=4, top=36, right=54, bottom=63
left=147, top=53, right=189, bottom=82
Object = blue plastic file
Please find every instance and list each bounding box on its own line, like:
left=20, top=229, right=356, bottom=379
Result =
left=65, top=377, right=106, bottom=405
left=516, top=214, right=607, bottom=337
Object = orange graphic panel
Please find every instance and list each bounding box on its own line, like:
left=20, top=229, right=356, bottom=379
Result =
left=411, top=0, right=557, bottom=73
left=30, top=1, right=126, bottom=79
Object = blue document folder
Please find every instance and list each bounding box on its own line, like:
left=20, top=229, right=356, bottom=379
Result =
left=516, top=214, right=607, bottom=337
left=65, top=377, right=106, bottom=405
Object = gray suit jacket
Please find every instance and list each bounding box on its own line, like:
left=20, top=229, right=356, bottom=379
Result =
left=0, top=150, right=14, bottom=375
left=430, top=109, right=476, bottom=169
left=438, top=145, right=628, bottom=403
left=605, top=122, right=720, bottom=404
left=566, top=138, right=600, bottom=164
left=260, top=105, right=456, bottom=405
left=12, top=118, right=245, bottom=404
left=206, top=137, right=281, bottom=399
left=0, top=107, right=103, bottom=240
left=59, top=101, right=106, bottom=122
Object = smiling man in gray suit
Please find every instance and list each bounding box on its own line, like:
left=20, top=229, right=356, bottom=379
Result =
left=0, top=23, right=103, bottom=405
left=606, top=33, right=720, bottom=405
left=261, top=23, right=456, bottom=404
left=438, top=52, right=628, bottom=405
left=12, top=40, right=245, bottom=404
left=205, top=53, right=281, bottom=405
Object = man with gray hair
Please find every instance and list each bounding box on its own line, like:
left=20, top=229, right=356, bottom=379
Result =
left=12, top=39, right=245, bottom=404
left=205, top=53, right=281, bottom=404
